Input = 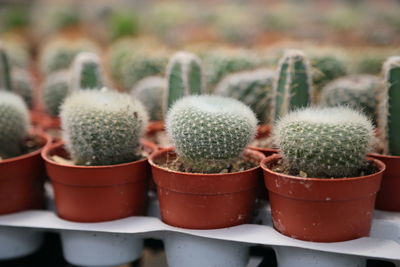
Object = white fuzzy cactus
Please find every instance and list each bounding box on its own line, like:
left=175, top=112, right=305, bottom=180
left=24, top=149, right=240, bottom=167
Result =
left=70, top=52, right=106, bottom=91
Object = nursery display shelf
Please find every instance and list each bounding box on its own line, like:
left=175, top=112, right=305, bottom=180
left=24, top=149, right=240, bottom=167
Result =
left=0, top=206, right=399, bottom=267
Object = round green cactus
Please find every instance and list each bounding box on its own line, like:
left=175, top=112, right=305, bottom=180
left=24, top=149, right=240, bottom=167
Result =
left=0, top=91, right=29, bottom=159
left=166, top=95, right=257, bottom=173
left=0, top=43, right=13, bottom=90
left=320, top=75, right=380, bottom=123
left=61, top=89, right=148, bottom=166
left=70, top=52, right=105, bottom=91
left=274, top=106, right=374, bottom=178
left=43, top=70, right=70, bottom=116
left=11, top=69, right=33, bottom=109
left=215, top=69, right=275, bottom=124
left=131, top=76, right=166, bottom=121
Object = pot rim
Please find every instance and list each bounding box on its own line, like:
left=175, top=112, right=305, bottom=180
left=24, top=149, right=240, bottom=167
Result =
left=149, top=147, right=265, bottom=176
left=0, top=130, right=51, bottom=164
left=368, top=153, right=400, bottom=160
left=42, top=139, right=157, bottom=169
left=261, top=154, right=386, bottom=182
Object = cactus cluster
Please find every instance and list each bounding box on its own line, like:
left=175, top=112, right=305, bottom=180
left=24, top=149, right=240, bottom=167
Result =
left=320, top=75, right=380, bottom=123
left=273, top=49, right=314, bottom=121
left=11, top=69, right=33, bottom=108
left=274, top=106, right=374, bottom=178
left=70, top=52, right=105, bottom=91
left=132, top=76, right=166, bottom=121
left=0, top=91, right=29, bottom=159
left=378, top=56, right=400, bottom=156
left=215, top=69, right=275, bottom=124
left=166, top=95, right=257, bottom=173
left=164, top=51, right=204, bottom=113
left=61, top=89, right=148, bottom=166
left=43, top=70, right=71, bottom=117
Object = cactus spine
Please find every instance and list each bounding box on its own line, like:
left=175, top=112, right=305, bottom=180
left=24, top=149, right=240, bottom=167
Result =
left=43, top=70, right=70, bottom=116
left=0, top=91, right=29, bottom=159
left=70, top=52, right=105, bottom=91
left=132, top=76, right=166, bottom=121
left=379, top=56, right=400, bottom=155
left=164, top=51, right=204, bottom=113
left=166, top=95, right=257, bottom=173
left=274, top=107, right=374, bottom=178
left=0, top=44, right=13, bottom=90
left=61, top=90, right=148, bottom=166
left=215, top=69, right=275, bottom=124
left=273, top=50, right=313, bottom=121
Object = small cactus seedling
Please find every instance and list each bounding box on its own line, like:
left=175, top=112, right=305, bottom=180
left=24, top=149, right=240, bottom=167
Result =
left=132, top=76, right=166, bottom=121
left=379, top=56, right=400, bottom=155
left=273, top=49, right=314, bottom=121
left=166, top=95, right=257, bottom=173
left=164, top=51, right=204, bottom=113
left=43, top=70, right=70, bottom=116
left=0, top=43, right=13, bottom=90
left=11, top=69, right=33, bottom=108
left=61, top=89, right=148, bottom=166
left=320, top=75, right=380, bottom=123
left=0, top=91, right=29, bottom=159
left=215, top=69, right=275, bottom=124
left=274, top=106, right=374, bottom=178
left=70, top=52, right=105, bottom=91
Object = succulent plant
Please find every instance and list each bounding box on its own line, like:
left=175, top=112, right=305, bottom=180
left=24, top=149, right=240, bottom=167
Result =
left=165, top=51, right=204, bottom=113
left=166, top=95, right=257, bottom=173
left=273, top=49, right=314, bottom=121
left=353, top=49, right=400, bottom=75
left=107, top=10, right=139, bottom=41
left=274, top=106, right=374, bottom=178
left=132, top=76, right=166, bottom=121
left=43, top=70, right=70, bottom=117
left=215, top=69, right=275, bottom=124
left=11, top=68, right=33, bottom=108
left=2, top=40, right=30, bottom=69
left=320, top=75, right=380, bottom=124
left=0, top=43, right=13, bottom=90
left=378, top=56, right=400, bottom=156
left=0, top=91, right=29, bottom=159
left=70, top=52, right=105, bottom=91
left=61, top=89, right=148, bottom=166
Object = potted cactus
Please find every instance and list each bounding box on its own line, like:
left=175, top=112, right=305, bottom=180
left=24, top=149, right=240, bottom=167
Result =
left=261, top=106, right=385, bottom=242
left=149, top=95, right=265, bottom=229
left=370, top=56, right=400, bottom=212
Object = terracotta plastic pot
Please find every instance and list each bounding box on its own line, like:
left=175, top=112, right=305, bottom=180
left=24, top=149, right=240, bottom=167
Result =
left=42, top=140, right=157, bottom=222
left=369, top=153, right=400, bottom=212
left=30, top=110, right=60, bottom=131
left=261, top=154, right=385, bottom=242
left=146, top=121, right=165, bottom=137
left=0, top=131, right=51, bottom=214
left=149, top=148, right=265, bottom=229
left=248, top=124, right=278, bottom=157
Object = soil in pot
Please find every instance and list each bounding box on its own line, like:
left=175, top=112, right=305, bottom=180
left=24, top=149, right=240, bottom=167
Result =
left=149, top=148, right=265, bottom=229
left=262, top=154, right=385, bottom=242
left=0, top=131, right=51, bottom=214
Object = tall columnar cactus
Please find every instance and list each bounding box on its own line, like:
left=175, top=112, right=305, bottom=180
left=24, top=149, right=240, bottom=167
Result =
left=61, top=90, right=148, bottom=166
left=274, top=107, right=374, bottom=178
left=132, top=76, right=166, bottom=121
left=166, top=95, right=257, bottom=173
left=11, top=69, right=33, bottom=108
left=0, top=44, right=13, bottom=90
left=43, top=70, right=70, bottom=116
left=273, top=49, right=313, bottom=121
left=215, top=69, right=275, bottom=124
left=320, top=75, right=380, bottom=123
left=70, top=52, right=105, bottom=91
left=379, top=56, right=400, bottom=155
left=0, top=91, right=29, bottom=159
left=164, top=51, right=204, bottom=113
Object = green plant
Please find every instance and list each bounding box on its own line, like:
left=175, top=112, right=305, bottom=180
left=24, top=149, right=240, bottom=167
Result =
left=131, top=76, right=166, bottom=121
left=70, top=52, right=105, bottom=91
left=61, top=89, right=148, bottom=166
left=273, top=49, right=313, bottom=121
left=164, top=51, right=204, bottom=113
left=12, top=69, right=33, bottom=108
left=274, top=106, right=374, bottom=178
left=166, top=95, right=257, bottom=173
left=215, top=69, right=275, bottom=124
left=0, top=91, right=29, bottom=159
left=43, top=70, right=70, bottom=116
left=320, top=75, right=380, bottom=123
left=108, top=10, right=139, bottom=41
left=0, top=43, right=13, bottom=90
left=379, top=56, right=400, bottom=155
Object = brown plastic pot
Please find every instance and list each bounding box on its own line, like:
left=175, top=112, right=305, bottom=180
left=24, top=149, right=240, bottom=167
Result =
left=146, top=121, right=165, bottom=137
left=0, top=131, right=51, bottom=214
left=261, top=154, right=385, bottom=242
left=149, top=148, right=265, bottom=229
left=369, top=153, right=400, bottom=211
left=248, top=124, right=278, bottom=157
left=42, top=140, right=157, bottom=222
